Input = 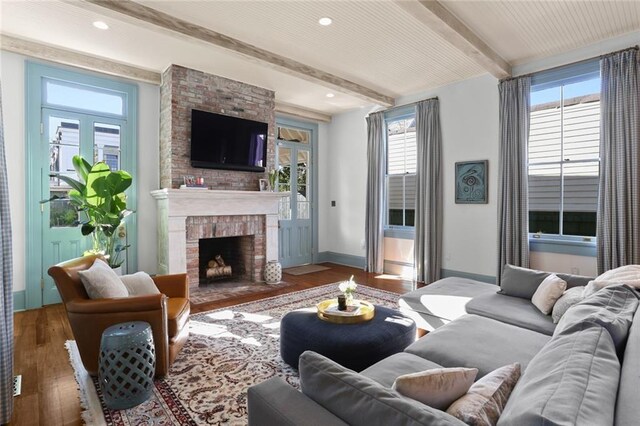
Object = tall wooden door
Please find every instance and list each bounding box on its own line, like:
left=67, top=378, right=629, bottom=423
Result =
left=277, top=123, right=315, bottom=268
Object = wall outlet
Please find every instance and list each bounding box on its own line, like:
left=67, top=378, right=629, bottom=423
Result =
left=331, top=200, right=336, bottom=207
left=13, top=375, right=21, bottom=397
left=571, top=267, right=580, bottom=275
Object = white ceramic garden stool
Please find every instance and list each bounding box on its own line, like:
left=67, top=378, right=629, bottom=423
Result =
left=264, top=260, right=282, bottom=284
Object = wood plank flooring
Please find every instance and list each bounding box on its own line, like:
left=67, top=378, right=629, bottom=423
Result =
left=10, top=263, right=420, bottom=425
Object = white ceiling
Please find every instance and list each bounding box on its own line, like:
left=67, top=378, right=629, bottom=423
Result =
left=2, top=1, right=640, bottom=116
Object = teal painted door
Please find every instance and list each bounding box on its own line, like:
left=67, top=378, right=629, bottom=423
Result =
left=277, top=137, right=313, bottom=268
left=40, top=109, right=127, bottom=305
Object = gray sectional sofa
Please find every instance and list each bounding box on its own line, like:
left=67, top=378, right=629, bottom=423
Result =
left=247, top=271, right=640, bottom=426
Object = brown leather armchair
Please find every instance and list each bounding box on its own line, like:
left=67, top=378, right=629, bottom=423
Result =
left=48, top=254, right=190, bottom=377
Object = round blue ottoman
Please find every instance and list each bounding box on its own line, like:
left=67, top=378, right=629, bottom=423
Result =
left=280, top=305, right=416, bottom=372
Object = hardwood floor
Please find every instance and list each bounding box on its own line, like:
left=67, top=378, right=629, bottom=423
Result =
left=10, top=263, right=420, bottom=425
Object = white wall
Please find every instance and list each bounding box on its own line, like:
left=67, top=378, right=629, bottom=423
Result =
left=0, top=51, right=160, bottom=296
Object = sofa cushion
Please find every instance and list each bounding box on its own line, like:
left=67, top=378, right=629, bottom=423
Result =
left=392, top=367, right=478, bottom=410
left=615, top=307, right=640, bottom=426
left=446, top=363, right=521, bottom=426
left=398, top=277, right=497, bottom=331
left=167, top=297, right=190, bottom=338
left=78, top=258, right=129, bottom=299
left=551, top=286, right=585, bottom=323
left=299, top=351, right=465, bottom=426
left=555, top=284, right=639, bottom=353
left=405, top=315, right=550, bottom=378
left=361, top=353, right=443, bottom=388
left=499, top=264, right=593, bottom=299
left=498, top=323, right=620, bottom=426
left=465, top=293, right=556, bottom=335
left=584, top=264, right=640, bottom=297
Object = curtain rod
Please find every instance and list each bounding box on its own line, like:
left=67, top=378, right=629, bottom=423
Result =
left=370, top=96, right=438, bottom=116
left=500, top=44, right=639, bottom=83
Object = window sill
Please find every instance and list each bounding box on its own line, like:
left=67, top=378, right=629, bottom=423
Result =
left=384, top=228, right=415, bottom=240
left=529, top=236, right=596, bottom=257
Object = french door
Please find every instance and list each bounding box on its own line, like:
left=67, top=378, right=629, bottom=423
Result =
left=277, top=122, right=316, bottom=268
left=40, top=109, right=127, bottom=305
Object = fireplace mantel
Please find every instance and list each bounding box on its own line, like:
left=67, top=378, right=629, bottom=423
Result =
left=151, top=189, right=288, bottom=280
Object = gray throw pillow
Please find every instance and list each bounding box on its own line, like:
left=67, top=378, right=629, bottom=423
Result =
left=299, top=351, right=465, bottom=426
left=120, top=272, right=161, bottom=296
left=551, top=286, right=585, bottom=323
left=78, top=258, right=129, bottom=299
left=554, top=284, right=639, bottom=353
left=498, top=324, right=620, bottom=426
left=498, top=264, right=549, bottom=299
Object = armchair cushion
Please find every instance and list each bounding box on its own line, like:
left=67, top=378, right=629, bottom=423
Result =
left=121, top=272, right=161, bottom=296
left=167, top=297, right=190, bottom=338
left=78, top=258, right=128, bottom=299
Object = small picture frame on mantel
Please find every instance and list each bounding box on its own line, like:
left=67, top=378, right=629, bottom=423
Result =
left=455, top=160, right=488, bottom=204
left=258, top=179, right=270, bottom=192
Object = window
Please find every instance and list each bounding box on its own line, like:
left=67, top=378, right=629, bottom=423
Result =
left=386, top=116, right=416, bottom=228
left=529, top=74, right=600, bottom=239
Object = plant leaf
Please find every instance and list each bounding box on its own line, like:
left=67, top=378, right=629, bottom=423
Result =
left=81, top=223, right=95, bottom=236
left=72, top=156, right=92, bottom=184
left=51, top=174, right=85, bottom=193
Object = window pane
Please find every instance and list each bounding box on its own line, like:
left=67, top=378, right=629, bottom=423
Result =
left=530, top=102, right=562, bottom=164
left=387, top=118, right=416, bottom=175
left=529, top=163, right=561, bottom=234
left=563, top=161, right=599, bottom=236
left=562, top=88, right=600, bottom=162
left=94, top=123, right=121, bottom=170
left=45, top=79, right=124, bottom=116
left=278, top=147, right=292, bottom=220
left=277, top=126, right=310, bottom=144
left=404, top=174, right=416, bottom=227
left=48, top=116, right=80, bottom=228
left=387, top=175, right=405, bottom=226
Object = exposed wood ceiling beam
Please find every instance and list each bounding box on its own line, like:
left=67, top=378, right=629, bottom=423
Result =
left=74, top=0, right=395, bottom=107
left=1, top=33, right=161, bottom=84
left=1, top=34, right=335, bottom=122
left=275, top=103, right=331, bottom=123
left=395, top=0, right=512, bottom=79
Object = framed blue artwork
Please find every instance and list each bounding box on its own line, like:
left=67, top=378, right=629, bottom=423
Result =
left=455, top=160, right=488, bottom=204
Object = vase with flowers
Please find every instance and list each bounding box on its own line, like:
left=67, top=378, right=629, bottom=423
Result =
left=338, top=275, right=358, bottom=306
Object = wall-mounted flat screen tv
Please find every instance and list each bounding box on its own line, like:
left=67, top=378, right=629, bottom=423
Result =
left=190, top=109, right=268, bottom=172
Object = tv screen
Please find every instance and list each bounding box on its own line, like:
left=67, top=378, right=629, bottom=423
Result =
left=190, top=109, right=268, bottom=172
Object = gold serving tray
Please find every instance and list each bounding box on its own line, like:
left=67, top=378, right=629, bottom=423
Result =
left=316, top=299, right=375, bottom=324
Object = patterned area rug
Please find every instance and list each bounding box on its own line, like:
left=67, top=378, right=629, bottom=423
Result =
left=189, top=280, right=295, bottom=305
left=66, top=283, right=402, bottom=425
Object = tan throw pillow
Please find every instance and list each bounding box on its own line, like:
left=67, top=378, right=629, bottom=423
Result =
left=392, top=367, right=478, bottom=410
left=78, top=258, right=128, bottom=299
left=551, top=286, right=585, bottom=323
left=120, top=272, right=160, bottom=296
left=447, top=363, right=521, bottom=426
left=531, top=274, right=567, bottom=315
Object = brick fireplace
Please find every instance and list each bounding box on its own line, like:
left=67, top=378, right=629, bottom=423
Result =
left=151, top=189, right=282, bottom=289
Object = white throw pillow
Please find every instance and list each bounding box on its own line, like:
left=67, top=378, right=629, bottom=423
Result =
left=584, top=265, right=640, bottom=297
left=120, top=272, right=160, bottom=296
left=531, top=274, right=567, bottom=315
left=551, top=286, right=586, bottom=323
left=78, top=258, right=129, bottom=299
left=392, top=367, right=478, bottom=410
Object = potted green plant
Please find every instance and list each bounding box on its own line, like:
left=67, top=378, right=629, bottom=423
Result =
left=43, top=155, right=133, bottom=269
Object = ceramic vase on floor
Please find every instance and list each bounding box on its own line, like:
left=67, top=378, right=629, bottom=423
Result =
left=264, top=260, right=282, bottom=284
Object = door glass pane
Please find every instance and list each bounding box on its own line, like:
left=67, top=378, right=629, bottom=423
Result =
left=44, top=79, right=125, bottom=116
left=562, top=161, right=599, bottom=236
left=278, top=147, right=292, bottom=220
left=528, top=163, right=561, bottom=234
left=278, top=126, right=310, bottom=144
left=48, top=116, right=80, bottom=228
left=94, top=123, right=121, bottom=169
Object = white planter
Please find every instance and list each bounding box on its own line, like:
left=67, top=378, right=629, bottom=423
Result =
left=112, top=266, right=123, bottom=276
left=264, top=260, right=282, bottom=284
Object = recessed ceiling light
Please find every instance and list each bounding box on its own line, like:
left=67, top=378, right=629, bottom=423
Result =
left=318, top=17, right=333, bottom=26
left=326, top=93, right=335, bottom=98
left=93, top=21, right=109, bottom=30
